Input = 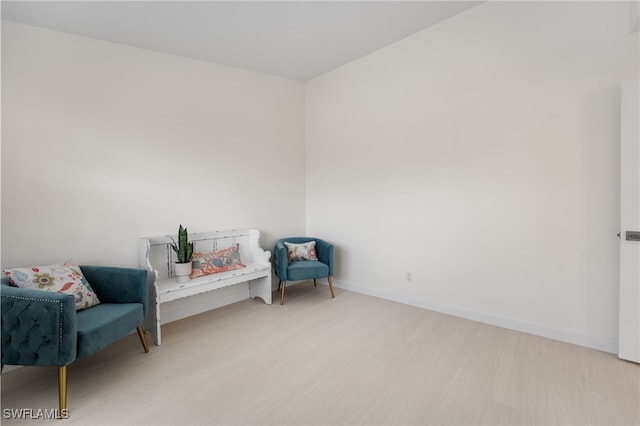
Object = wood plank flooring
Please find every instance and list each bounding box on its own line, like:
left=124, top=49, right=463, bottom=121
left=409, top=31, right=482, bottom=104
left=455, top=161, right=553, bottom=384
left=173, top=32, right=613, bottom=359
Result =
left=2, top=284, right=639, bottom=425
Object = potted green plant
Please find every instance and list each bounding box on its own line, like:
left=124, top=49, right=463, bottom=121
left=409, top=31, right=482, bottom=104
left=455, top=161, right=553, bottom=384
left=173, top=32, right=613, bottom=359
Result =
left=170, top=224, right=194, bottom=283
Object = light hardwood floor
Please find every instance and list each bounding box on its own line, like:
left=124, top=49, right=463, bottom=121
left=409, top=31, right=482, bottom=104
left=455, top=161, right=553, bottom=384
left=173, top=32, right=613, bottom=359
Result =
left=2, top=285, right=639, bottom=425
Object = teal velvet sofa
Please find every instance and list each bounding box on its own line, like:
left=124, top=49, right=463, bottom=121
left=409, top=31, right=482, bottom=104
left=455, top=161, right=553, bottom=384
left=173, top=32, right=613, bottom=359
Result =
left=1, top=266, right=150, bottom=417
left=273, top=237, right=335, bottom=305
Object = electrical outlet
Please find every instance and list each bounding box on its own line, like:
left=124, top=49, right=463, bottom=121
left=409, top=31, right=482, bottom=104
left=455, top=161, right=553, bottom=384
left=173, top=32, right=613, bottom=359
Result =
left=405, top=272, right=412, bottom=282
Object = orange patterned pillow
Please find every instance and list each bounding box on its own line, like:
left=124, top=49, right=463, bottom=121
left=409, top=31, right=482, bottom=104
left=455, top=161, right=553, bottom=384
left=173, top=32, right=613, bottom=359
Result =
left=190, top=244, right=245, bottom=278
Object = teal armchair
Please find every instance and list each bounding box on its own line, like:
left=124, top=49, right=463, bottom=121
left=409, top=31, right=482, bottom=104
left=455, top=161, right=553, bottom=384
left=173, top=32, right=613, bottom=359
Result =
left=273, top=237, right=335, bottom=305
left=1, top=266, right=150, bottom=417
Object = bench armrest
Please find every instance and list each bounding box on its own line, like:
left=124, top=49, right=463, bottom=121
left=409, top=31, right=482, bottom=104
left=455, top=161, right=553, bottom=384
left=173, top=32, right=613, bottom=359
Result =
left=1, top=283, right=77, bottom=367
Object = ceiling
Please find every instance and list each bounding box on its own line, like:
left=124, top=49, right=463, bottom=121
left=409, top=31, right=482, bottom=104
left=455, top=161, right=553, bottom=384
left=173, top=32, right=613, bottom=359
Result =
left=1, top=1, right=481, bottom=81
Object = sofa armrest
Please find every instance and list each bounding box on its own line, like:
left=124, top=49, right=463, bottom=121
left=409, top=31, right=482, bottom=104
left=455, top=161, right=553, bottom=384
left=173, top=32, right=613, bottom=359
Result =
left=273, top=240, right=289, bottom=281
left=314, top=239, right=334, bottom=276
left=80, top=266, right=147, bottom=316
left=1, top=283, right=77, bottom=367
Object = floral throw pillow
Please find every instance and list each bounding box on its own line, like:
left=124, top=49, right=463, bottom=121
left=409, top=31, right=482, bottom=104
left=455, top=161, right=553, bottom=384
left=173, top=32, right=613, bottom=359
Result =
left=3, top=260, right=100, bottom=311
left=190, top=244, right=246, bottom=279
left=284, top=241, right=318, bottom=262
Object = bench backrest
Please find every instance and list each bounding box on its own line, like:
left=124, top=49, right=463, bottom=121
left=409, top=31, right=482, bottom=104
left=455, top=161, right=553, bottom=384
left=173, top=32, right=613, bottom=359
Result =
left=139, top=228, right=270, bottom=280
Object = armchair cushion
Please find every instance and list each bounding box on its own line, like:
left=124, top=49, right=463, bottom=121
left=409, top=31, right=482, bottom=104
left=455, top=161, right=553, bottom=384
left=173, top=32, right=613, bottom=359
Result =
left=3, top=261, right=100, bottom=311
left=75, top=303, right=144, bottom=358
left=286, top=260, right=329, bottom=281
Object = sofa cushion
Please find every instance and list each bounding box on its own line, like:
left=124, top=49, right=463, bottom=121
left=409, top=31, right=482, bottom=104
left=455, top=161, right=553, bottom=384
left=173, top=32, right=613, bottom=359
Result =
left=3, top=260, right=100, bottom=311
left=286, top=260, right=329, bottom=281
left=284, top=241, right=318, bottom=262
left=75, top=303, right=143, bottom=359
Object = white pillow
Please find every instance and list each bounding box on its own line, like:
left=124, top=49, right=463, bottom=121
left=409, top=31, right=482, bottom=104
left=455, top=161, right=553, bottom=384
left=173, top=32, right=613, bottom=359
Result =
left=284, top=241, right=318, bottom=262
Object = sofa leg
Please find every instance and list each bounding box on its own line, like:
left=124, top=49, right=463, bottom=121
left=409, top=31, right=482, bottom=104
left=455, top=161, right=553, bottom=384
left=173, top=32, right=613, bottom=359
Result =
left=277, top=280, right=282, bottom=291
left=313, top=279, right=317, bottom=287
left=58, top=366, right=67, bottom=417
left=280, top=281, right=286, bottom=305
left=328, top=276, right=335, bottom=299
left=137, top=325, right=150, bottom=353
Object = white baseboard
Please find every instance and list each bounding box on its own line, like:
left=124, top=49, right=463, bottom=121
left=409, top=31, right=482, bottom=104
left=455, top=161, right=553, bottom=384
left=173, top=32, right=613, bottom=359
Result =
left=319, top=278, right=617, bottom=355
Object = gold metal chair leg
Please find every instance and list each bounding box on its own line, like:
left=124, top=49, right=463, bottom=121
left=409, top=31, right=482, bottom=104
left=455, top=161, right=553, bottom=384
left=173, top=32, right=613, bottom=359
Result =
left=58, top=366, right=67, bottom=417
left=280, top=281, right=286, bottom=305
left=137, top=325, right=150, bottom=353
left=328, top=276, right=335, bottom=299
left=313, top=279, right=317, bottom=287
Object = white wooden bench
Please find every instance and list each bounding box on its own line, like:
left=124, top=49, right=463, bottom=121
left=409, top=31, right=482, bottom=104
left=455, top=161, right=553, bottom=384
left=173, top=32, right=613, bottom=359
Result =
left=139, top=228, right=272, bottom=345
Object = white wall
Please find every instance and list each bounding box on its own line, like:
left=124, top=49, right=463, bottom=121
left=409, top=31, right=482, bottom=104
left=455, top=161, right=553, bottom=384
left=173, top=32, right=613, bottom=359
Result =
left=1, top=21, right=306, bottom=268
left=305, top=1, right=639, bottom=352
left=2, top=2, right=638, bottom=354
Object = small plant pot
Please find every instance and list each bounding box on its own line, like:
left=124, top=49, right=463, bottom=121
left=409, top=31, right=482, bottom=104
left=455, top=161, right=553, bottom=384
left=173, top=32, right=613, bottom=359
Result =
left=175, top=262, right=192, bottom=283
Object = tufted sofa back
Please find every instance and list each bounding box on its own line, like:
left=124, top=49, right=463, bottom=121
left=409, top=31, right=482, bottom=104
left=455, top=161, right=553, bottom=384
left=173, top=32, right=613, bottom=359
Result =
left=1, top=277, right=77, bottom=367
